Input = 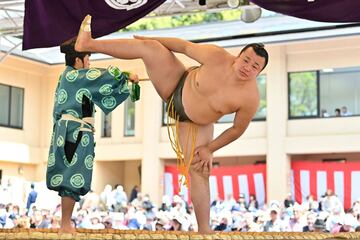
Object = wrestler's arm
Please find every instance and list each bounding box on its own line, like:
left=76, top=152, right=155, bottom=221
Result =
left=207, top=108, right=255, bottom=153
left=193, top=107, right=257, bottom=173
left=134, top=35, right=226, bottom=64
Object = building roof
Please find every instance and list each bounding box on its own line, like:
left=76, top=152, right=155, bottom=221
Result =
left=1, top=10, right=359, bottom=65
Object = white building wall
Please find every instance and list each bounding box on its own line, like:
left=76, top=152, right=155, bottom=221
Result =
left=0, top=35, right=360, bottom=205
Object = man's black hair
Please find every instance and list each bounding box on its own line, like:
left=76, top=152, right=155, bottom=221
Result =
left=240, top=43, right=269, bottom=70
left=60, top=38, right=91, bottom=67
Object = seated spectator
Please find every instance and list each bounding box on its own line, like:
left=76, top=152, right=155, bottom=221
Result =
left=313, top=218, right=327, bottom=232
left=214, top=216, right=231, bottom=232
left=339, top=214, right=357, bottom=232
left=334, top=108, right=341, bottom=117
left=263, top=207, right=284, bottom=232
left=89, top=213, right=105, bottom=229
left=284, top=193, right=295, bottom=208
left=320, top=109, right=330, bottom=118
left=322, top=189, right=343, bottom=214
left=30, top=210, right=49, bottom=229
left=302, top=194, right=319, bottom=212
left=247, top=194, right=259, bottom=212
left=303, top=212, right=317, bottom=232
left=129, top=185, right=139, bottom=203
left=341, top=106, right=352, bottom=116
left=111, top=212, right=128, bottom=230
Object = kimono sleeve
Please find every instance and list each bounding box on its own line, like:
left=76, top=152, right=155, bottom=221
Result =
left=76, top=66, right=131, bottom=115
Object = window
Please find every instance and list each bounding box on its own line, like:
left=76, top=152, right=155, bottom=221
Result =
left=124, top=98, right=135, bottom=136
left=319, top=67, right=360, bottom=117
left=0, top=84, right=24, bottom=129
left=289, top=66, right=360, bottom=119
left=218, top=74, right=267, bottom=123
left=101, top=112, right=112, bottom=138
left=288, top=71, right=318, bottom=118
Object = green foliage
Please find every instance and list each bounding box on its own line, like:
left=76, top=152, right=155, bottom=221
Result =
left=255, top=75, right=267, bottom=119
left=289, top=71, right=318, bottom=117
left=121, top=9, right=242, bottom=32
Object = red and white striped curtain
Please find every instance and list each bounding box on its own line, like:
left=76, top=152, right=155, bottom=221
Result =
left=165, top=161, right=360, bottom=209
left=164, top=164, right=267, bottom=206
left=291, top=161, right=360, bottom=210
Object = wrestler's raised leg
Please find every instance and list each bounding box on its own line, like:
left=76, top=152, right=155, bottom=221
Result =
left=75, top=15, right=185, bottom=101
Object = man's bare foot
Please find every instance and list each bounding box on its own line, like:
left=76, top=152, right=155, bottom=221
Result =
left=59, top=226, right=76, bottom=234
left=75, top=14, right=92, bottom=52
left=198, top=229, right=214, bottom=234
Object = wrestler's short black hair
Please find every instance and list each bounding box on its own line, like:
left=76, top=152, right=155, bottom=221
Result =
left=240, top=43, right=268, bottom=70
left=60, top=38, right=91, bottom=67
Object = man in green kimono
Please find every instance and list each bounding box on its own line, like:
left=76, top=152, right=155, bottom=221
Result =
left=47, top=39, right=139, bottom=233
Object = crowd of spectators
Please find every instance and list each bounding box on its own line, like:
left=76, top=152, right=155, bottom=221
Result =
left=1, top=182, right=360, bottom=233
left=321, top=106, right=353, bottom=118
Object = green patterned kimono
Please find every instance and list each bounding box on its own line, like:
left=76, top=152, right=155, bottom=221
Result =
left=47, top=66, right=130, bottom=201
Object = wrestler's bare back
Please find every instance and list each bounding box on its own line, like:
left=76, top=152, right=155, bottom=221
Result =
left=182, top=55, right=260, bottom=125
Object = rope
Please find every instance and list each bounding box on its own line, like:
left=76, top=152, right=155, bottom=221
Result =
left=166, top=95, right=198, bottom=188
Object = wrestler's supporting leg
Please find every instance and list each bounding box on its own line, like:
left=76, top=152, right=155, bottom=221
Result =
left=75, top=16, right=185, bottom=101
left=178, top=122, right=214, bottom=234
left=60, top=196, right=76, bottom=234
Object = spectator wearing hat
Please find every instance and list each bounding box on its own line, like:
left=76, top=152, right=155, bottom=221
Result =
left=313, top=218, right=327, bottom=232
left=237, top=193, right=247, bottom=212
left=264, top=207, right=284, bottom=232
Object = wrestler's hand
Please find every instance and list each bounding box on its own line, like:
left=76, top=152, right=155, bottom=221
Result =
left=128, top=73, right=139, bottom=83
left=192, top=145, right=213, bottom=175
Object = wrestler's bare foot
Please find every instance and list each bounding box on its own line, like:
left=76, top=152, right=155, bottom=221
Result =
left=59, top=226, right=76, bottom=234
left=75, top=14, right=93, bottom=52
left=198, top=229, right=214, bottom=234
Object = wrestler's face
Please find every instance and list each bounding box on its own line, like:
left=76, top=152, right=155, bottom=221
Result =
left=234, top=47, right=265, bottom=81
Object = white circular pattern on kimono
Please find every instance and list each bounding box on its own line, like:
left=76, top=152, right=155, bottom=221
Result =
left=84, top=155, right=94, bottom=170
left=50, top=174, right=63, bottom=187
left=63, top=153, right=78, bottom=168
left=108, top=66, right=120, bottom=77
left=48, top=153, right=56, bottom=167
left=70, top=174, right=85, bottom=188
left=86, top=69, right=102, bottom=81
left=66, top=70, right=79, bottom=82
left=119, top=83, right=130, bottom=94
left=99, top=84, right=113, bottom=95
left=81, top=134, right=90, bottom=147
left=104, top=0, right=147, bottom=10
left=66, top=109, right=80, bottom=118
left=57, top=89, right=68, bottom=104
left=76, top=88, right=92, bottom=103
left=72, top=128, right=79, bottom=141
left=101, top=96, right=117, bottom=109
left=56, top=136, right=64, bottom=147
